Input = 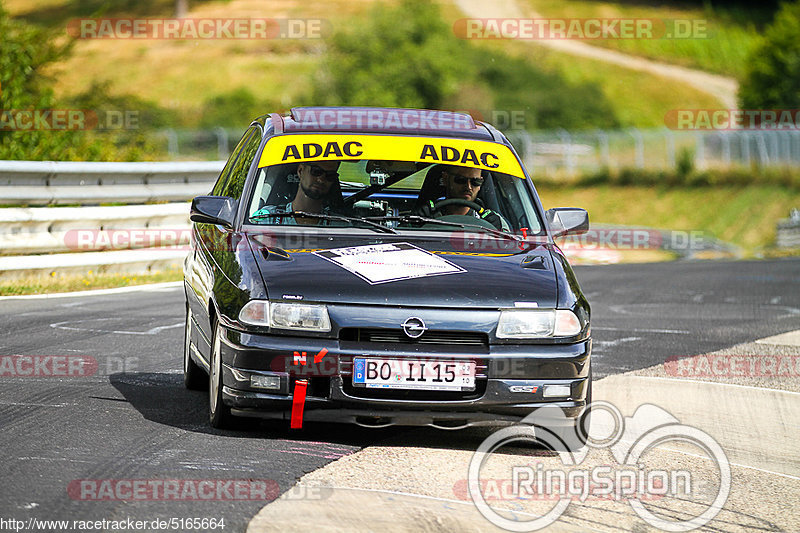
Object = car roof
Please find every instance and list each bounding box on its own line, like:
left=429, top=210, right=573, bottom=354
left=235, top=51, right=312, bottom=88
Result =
left=258, top=107, right=501, bottom=141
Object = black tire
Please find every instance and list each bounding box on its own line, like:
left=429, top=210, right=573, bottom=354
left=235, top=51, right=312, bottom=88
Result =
left=183, top=305, right=206, bottom=390
left=209, top=317, right=234, bottom=428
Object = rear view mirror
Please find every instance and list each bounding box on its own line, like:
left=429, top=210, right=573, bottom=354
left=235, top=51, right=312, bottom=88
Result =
left=546, top=207, right=589, bottom=238
left=190, top=196, right=236, bottom=228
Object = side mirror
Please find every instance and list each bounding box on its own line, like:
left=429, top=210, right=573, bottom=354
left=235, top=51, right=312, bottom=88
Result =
left=190, top=196, right=237, bottom=229
left=546, top=207, right=589, bottom=238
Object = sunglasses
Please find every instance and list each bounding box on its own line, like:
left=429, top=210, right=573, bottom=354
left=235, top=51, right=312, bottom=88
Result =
left=305, top=164, right=339, bottom=181
left=447, top=172, right=484, bottom=188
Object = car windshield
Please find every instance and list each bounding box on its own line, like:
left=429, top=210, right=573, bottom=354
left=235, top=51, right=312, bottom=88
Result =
left=245, top=159, right=543, bottom=234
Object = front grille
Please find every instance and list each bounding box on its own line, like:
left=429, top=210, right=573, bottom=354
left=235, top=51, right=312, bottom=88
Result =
left=340, top=328, right=488, bottom=347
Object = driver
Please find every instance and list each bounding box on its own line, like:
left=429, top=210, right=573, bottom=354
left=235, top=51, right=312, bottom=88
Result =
left=441, top=166, right=484, bottom=216
left=252, top=161, right=341, bottom=225
left=421, top=165, right=510, bottom=231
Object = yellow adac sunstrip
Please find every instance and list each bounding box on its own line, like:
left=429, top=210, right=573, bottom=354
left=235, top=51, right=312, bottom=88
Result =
left=258, top=134, right=526, bottom=178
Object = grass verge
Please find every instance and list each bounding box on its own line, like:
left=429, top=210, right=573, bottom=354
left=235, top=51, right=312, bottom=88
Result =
left=486, top=35, right=722, bottom=127
left=0, top=268, right=183, bottom=296
left=26, top=0, right=373, bottom=120
left=526, top=0, right=766, bottom=78
left=17, top=0, right=727, bottom=131
left=537, top=184, right=800, bottom=254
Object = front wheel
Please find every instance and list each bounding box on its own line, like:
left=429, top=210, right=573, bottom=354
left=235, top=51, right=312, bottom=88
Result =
left=183, top=305, right=206, bottom=390
left=209, top=318, right=234, bottom=428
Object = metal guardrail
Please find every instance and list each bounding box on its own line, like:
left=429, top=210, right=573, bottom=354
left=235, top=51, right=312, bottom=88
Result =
left=0, top=249, right=189, bottom=281
left=0, top=203, right=191, bottom=255
left=0, top=160, right=223, bottom=279
left=0, top=160, right=224, bottom=205
left=507, top=128, right=800, bottom=176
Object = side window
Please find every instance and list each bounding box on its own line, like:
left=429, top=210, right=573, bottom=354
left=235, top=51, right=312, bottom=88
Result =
left=218, top=127, right=261, bottom=201
left=211, top=127, right=260, bottom=198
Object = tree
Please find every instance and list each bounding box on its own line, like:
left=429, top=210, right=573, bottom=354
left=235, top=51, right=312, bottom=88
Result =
left=311, top=0, right=473, bottom=109
left=739, top=0, right=800, bottom=108
left=0, top=5, right=78, bottom=159
left=308, top=0, right=618, bottom=130
left=0, top=7, right=167, bottom=161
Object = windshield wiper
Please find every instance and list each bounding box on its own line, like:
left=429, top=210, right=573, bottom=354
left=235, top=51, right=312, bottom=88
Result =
left=365, top=215, right=523, bottom=244
left=250, top=211, right=397, bottom=234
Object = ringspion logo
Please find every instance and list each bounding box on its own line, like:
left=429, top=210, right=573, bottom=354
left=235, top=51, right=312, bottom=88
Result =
left=468, top=402, right=730, bottom=531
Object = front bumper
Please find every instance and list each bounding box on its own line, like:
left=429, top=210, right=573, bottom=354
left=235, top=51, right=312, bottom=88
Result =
left=217, top=325, right=591, bottom=429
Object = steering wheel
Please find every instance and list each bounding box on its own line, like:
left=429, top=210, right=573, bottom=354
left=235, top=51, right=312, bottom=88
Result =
left=432, top=198, right=483, bottom=215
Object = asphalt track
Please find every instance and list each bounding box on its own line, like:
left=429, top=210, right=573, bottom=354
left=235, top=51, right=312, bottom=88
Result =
left=0, top=258, right=798, bottom=532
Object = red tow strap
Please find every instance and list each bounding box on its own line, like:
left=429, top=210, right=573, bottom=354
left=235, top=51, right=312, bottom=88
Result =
left=289, top=348, right=329, bottom=429
left=290, top=379, right=308, bottom=429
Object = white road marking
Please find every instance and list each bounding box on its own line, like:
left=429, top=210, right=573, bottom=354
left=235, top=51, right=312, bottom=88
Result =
left=594, top=326, right=691, bottom=334
left=656, top=446, right=800, bottom=482
left=593, top=337, right=641, bottom=347
left=755, top=329, right=800, bottom=346
left=776, top=306, right=800, bottom=318
left=321, top=486, right=557, bottom=518
left=626, top=375, right=800, bottom=396
left=609, top=302, right=800, bottom=319
left=0, top=281, right=182, bottom=301
left=49, top=318, right=183, bottom=336
left=16, top=457, right=94, bottom=464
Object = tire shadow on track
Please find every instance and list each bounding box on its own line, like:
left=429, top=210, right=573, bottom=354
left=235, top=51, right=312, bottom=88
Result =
left=109, top=371, right=559, bottom=457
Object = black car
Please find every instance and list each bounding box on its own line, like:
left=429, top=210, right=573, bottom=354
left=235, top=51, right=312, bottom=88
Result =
left=183, top=107, right=591, bottom=445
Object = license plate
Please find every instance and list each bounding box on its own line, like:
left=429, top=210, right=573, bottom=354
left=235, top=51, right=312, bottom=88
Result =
left=352, top=358, right=476, bottom=391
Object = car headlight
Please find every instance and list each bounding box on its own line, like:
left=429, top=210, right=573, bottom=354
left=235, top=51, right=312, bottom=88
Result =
left=238, top=301, right=331, bottom=332
left=271, top=302, right=331, bottom=331
left=496, top=309, right=582, bottom=338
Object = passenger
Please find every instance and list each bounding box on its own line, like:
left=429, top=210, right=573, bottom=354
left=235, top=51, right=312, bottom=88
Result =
left=254, top=161, right=341, bottom=225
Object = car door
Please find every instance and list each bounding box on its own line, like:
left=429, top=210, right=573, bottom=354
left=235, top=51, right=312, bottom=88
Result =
left=187, top=126, right=262, bottom=356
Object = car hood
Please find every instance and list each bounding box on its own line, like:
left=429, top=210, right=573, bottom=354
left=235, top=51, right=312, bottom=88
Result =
left=245, top=233, right=559, bottom=308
